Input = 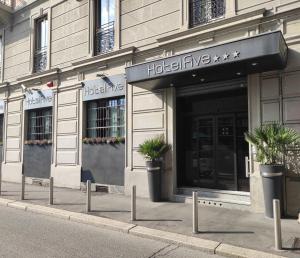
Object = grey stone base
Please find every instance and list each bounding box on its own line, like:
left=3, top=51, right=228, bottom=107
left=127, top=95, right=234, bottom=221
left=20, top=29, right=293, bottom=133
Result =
left=80, top=182, right=124, bottom=194
left=25, top=177, right=50, bottom=187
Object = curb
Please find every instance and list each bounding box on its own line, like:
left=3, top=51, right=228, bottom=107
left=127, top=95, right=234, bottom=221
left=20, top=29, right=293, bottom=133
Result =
left=130, top=225, right=220, bottom=254
left=216, top=244, right=285, bottom=258
left=0, top=197, right=287, bottom=258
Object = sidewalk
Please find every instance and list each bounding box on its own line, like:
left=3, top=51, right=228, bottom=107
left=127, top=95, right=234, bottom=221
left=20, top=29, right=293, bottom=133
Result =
left=1, top=181, right=299, bottom=257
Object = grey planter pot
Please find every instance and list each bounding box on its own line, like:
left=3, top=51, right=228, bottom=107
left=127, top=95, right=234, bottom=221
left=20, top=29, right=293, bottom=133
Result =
left=260, top=164, right=284, bottom=218
left=146, top=160, right=161, bottom=202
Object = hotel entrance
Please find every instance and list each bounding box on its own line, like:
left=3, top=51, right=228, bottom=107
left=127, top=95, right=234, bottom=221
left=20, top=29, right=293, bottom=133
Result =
left=125, top=31, right=287, bottom=202
left=177, top=81, right=250, bottom=192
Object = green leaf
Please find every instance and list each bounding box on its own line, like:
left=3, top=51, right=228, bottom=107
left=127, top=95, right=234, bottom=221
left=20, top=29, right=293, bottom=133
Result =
left=138, top=135, right=170, bottom=161
left=244, top=123, right=300, bottom=165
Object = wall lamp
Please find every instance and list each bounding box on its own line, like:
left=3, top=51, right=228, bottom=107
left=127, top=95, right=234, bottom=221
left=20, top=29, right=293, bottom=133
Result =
left=96, top=73, right=108, bottom=78
left=21, top=84, right=40, bottom=97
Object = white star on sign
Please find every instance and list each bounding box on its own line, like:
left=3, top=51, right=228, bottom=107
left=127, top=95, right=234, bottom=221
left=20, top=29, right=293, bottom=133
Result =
left=213, top=55, right=220, bottom=62
left=223, top=53, right=229, bottom=60
left=233, top=51, right=240, bottom=58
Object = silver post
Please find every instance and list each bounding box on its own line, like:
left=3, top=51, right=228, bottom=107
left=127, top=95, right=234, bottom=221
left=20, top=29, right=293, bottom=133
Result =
left=21, top=175, right=25, bottom=200
left=49, top=177, right=54, bottom=205
left=273, top=199, right=282, bottom=250
left=86, top=180, right=91, bottom=213
left=193, top=191, right=198, bottom=234
left=131, top=185, right=136, bottom=221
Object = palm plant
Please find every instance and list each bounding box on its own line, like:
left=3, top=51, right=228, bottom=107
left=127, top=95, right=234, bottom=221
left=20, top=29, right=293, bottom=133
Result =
left=138, top=135, right=170, bottom=161
left=245, top=123, right=300, bottom=165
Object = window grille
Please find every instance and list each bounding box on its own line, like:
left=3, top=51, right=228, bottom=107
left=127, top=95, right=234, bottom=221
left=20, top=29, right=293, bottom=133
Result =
left=0, top=0, right=12, bottom=7
left=86, top=97, right=125, bottom=138
left=189, top=0, right=225, bottom=28
left=34, top=16, right=48, bottom=72
left=95, top=21, right=115, bottom=54
left=27, top=108, right=52, bottom=140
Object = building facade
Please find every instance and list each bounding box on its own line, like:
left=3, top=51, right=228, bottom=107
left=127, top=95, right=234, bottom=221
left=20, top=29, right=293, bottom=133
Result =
left=0, top=0, right=300, bottom=216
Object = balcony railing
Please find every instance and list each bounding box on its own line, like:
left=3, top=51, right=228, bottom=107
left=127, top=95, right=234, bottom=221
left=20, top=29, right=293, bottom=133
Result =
left=190, top=0, right=225, bottom=28
left=95, top=21, right=115, bottom=55
left=34, top=47, right=47, bottom=73
left=0, top=0, right=13, bottom=7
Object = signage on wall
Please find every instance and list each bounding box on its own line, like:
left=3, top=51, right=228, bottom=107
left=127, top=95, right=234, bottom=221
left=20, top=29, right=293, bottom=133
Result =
left=0, top=100, right=4, bottom=114
left=146, top=51, right=240, bottom=77
left=24, top=89, right=53, bottom=110
left=83, top=74, right=126, bottom=101
left=125, top=31, right=288, bottom=83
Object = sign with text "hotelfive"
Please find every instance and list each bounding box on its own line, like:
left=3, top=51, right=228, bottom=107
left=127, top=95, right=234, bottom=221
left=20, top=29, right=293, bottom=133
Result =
left=83, top=74, right=126, bottom=101
left=24, top=89, right=53, bottom=110
left=125, top=31, right=287, bottom=83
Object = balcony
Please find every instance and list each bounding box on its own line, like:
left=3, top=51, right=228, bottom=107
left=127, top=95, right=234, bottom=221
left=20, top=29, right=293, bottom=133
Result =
left=95, top=21, right=115, bottom=55
left=189, top=0, right=225, bottom=28
left=0, top=0, right=12, bottom=7
left=0, top=0, right=13, bottom=26
left=34, top=47, right=47, bottom=73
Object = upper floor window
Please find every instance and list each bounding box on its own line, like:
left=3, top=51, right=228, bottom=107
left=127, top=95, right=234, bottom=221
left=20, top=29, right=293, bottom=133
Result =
left=0, top=114, right=3, bottom=145
left=95, top=0, right=115, bottom=55
left=34, top=16, right=48, bottom=73
left=189, top=0, right=225, bottom=28
left=0, top=36, right=2, bottom=79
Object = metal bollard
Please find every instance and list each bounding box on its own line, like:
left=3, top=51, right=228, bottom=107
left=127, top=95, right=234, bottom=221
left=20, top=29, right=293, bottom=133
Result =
left=21, top=175, right=25, bottom=200
left=273, top=199, right=282, bottom=250
left=49, top=177, right=54, bottom=205
left=86, top=180, right=91, bottom=213
left=131, top=185, right=136, bottom=221
left=193, top=191, right=198, bottom=234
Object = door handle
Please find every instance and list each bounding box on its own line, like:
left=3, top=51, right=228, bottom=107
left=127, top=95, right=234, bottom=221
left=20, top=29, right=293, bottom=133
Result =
left=245, top=156, right=250, bottom=178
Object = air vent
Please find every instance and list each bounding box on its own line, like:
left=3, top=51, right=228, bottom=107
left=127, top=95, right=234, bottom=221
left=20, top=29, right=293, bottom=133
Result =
left=32, top=178, right=43, bottom=186
left=96, top=185, right=108, bottom=193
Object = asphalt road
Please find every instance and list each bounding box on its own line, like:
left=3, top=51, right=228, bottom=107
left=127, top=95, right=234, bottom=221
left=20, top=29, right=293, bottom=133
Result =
left=0, top=206, right=223, bottom=258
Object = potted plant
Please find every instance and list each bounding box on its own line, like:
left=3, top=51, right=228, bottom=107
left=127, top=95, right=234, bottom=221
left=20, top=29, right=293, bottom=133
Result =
left=245, top=123, right=299, bottom=218
left=138, top=135, right=170, bottom=202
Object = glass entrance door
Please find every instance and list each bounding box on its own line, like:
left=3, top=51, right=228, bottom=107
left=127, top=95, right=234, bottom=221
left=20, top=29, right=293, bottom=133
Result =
left=191, top=117, right=215, bottom=188
left=183, top=113, right=249, bottom=191
left=215, top=115, right=236, bottom=190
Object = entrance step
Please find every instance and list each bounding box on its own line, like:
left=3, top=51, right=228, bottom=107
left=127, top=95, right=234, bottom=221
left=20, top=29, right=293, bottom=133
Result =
left=174, top=188, right=251, bottom=211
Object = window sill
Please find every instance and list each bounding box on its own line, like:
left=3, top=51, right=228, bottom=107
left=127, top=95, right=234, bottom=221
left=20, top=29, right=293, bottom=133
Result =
left=0, top=82, right=9, bottom=89
left=72, top=46, right=136, bottom=71
left=17, top=68, right=59, bottom=84
left=156, top=8, right=266, bottom=47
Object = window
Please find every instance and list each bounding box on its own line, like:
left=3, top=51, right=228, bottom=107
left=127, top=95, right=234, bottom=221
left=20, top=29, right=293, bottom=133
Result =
left=0, top=36, right=3, bottom=80
left=34, top=16, right=48, bottom=73
left=0, top=114, right=3, bottom=145
left=189, top=0, right=225, bottom=28
left=86, top=97, right=125, bottom=138
left=95, top=0, right=115, bottom=55
left=27, top=108, right=52, bottom=141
